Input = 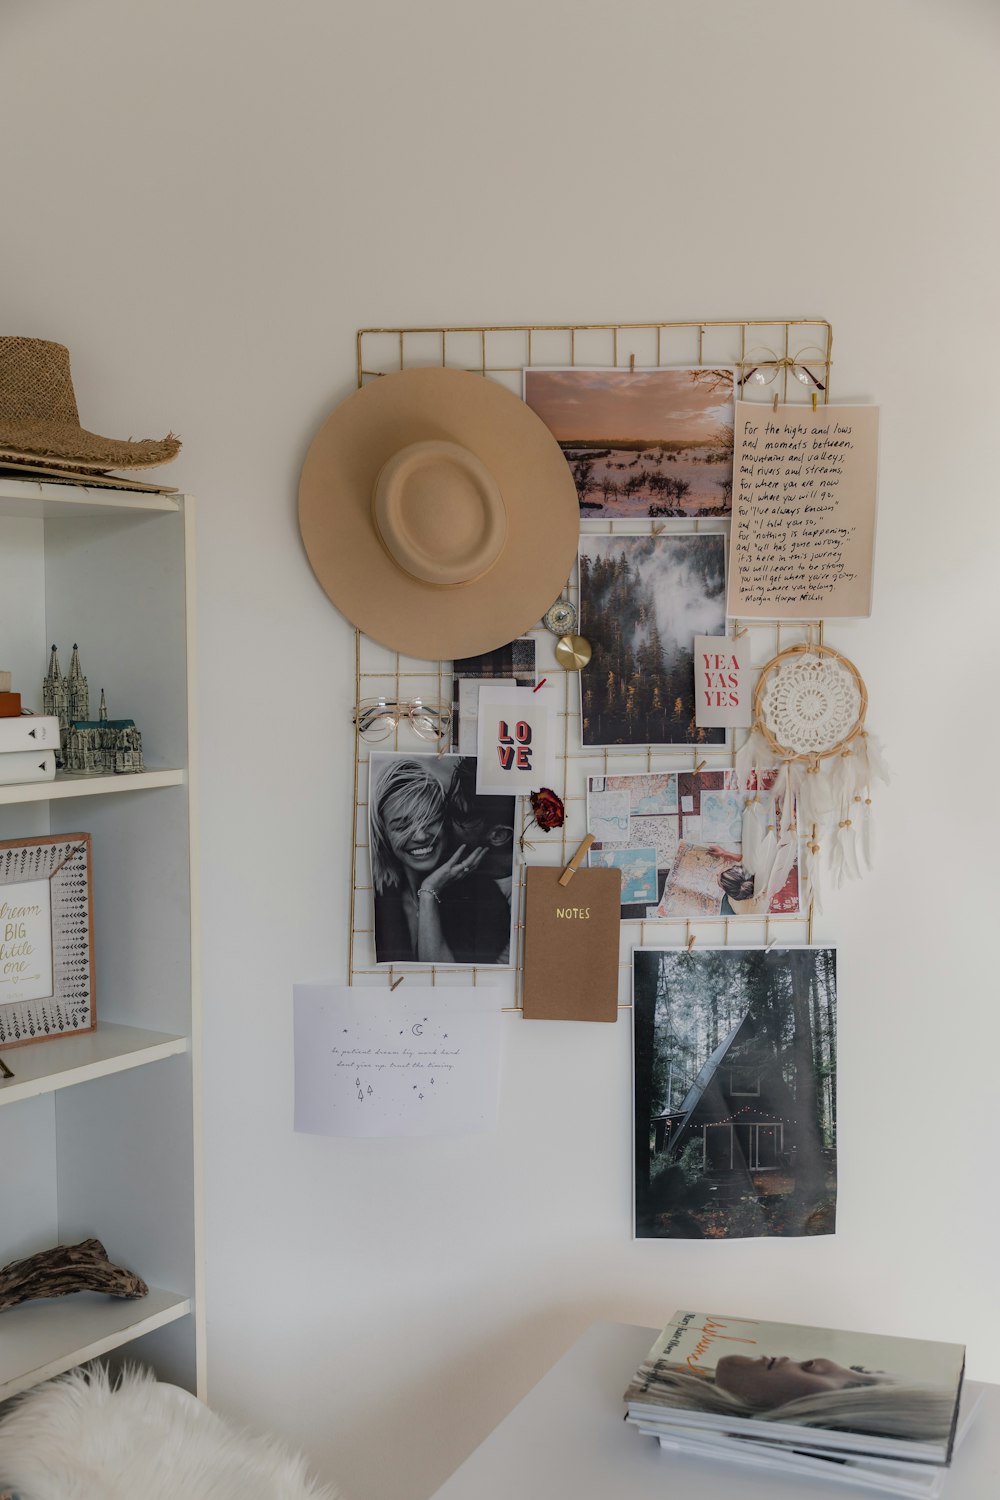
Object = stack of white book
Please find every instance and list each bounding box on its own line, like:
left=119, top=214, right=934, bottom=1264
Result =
left=624, top=1312, right=978, bottom=1498
left=0, top=714, right=58, bottom=785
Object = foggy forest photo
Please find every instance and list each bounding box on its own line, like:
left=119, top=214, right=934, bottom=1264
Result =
left=579, top=533, right=726, bottom=747
left=632, top=946, right=837, bottom=1240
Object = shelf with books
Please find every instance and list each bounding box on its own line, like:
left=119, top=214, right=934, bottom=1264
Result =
left=0, top=1022, right=188, bottom=1108
left=0, top=1286, right=191, bottom=1403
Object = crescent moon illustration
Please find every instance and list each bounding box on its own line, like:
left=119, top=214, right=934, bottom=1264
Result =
left=411, top=1023, right=424, bottom=1036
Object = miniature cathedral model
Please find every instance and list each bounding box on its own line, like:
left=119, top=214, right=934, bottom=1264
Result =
left=43, top=644, right=144, bottom=774
left=43, top=644, right=89, bottom=765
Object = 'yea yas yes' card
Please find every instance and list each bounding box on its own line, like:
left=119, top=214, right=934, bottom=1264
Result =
left=475, top=683, right=557, bottom=796
left=693, top=634, right=752, bottom=729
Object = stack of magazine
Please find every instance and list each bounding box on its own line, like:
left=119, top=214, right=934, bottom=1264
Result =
left=624, top=1312, right=979, bottom=1498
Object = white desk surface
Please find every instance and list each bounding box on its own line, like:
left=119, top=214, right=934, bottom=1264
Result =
left=430, top=1321, right=999, bottom=1500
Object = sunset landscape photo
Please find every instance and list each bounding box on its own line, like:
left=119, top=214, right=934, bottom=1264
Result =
left=523, top=365, right=735, bottom=517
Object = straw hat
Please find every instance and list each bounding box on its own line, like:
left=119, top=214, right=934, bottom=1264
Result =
left=298, top=368, right=580, bottom=660
left=0, top=337, right=181, bottom=475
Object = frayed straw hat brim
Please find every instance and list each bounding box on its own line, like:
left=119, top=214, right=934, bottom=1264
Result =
left=0, top=457, right=178, bottom=494
left=0, top=427, right=181, bottom=469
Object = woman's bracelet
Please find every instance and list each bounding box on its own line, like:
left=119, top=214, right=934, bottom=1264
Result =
left=418, top=885, right=441, bottom=904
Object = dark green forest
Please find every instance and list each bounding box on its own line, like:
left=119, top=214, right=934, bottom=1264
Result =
left=579, top=536, right=725, bottom=746
left=633, top=947, right=837, bottom=1239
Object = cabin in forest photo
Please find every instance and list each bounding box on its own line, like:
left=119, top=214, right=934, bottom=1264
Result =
left=652, top=1012, right=797, bottom=1181
left=632, top=945, right=837, bottom=1240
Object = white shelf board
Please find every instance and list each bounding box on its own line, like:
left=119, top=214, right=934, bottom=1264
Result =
left=0, top=476, right=181, bottom=518
left=0, top=766, right=185, bottom=805
left=0, top=1023, right=188, bottom=1107
left=0, top=1286, right=192, bottom=1401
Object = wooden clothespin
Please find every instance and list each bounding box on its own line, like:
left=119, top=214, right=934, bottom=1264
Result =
left=732, top=621, right=748, bottom=639
left=686, top=933, right=697, bottom=952
left=558, top=833, right=594, bottom=886
left=694, top=759, right=707, bottom=776
left=629, top=352, right=636, bottom=372
left=772, top=390, right=780, bottom=413
left=811, top=390, right=818, bottom=411
left=390, top=975, right=405, bottom=992
left=0, top=1055, right=14, bottom=1080
left=652, top=522, right=666, bottom=537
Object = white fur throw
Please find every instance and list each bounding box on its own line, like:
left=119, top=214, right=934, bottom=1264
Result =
left=0, top=1363, right=341, bottom=1500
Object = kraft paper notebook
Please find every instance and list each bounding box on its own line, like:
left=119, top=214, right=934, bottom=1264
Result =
left=522, top=865, right=622, bottom=1021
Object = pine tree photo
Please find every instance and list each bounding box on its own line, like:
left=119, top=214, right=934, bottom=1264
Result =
left=579, top=534, right=726, bottom=746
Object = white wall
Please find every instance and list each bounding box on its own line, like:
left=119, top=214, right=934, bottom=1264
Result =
left=4, top=1, right=999, bottom=1495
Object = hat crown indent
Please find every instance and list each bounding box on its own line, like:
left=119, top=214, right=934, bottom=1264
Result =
left=372, top=440, right=508, bottom=589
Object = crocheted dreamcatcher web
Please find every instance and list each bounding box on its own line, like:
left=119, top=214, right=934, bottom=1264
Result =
left=754, top=645, right=866, bottom=760
left=736, top=644, right=886, bottom=908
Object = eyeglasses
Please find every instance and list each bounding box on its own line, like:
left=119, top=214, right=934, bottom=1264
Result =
left=354, top=697, right=452, bottom=743
left=739, top=345, right=827, bottom=393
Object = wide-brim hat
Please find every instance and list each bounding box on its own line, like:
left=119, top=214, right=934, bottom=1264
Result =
left=0, top=336, right=181, bottom=473
left=298, top=367, right=580, bottom=660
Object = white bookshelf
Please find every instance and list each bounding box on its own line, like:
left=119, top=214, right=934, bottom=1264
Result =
left=0, top=476, right=203, bottom=1403
left=0, top=766, right=185, bottom=806
left=0, top=1022, right=188, bottom=1107
left=0, top=1286, right=192, bottom=1402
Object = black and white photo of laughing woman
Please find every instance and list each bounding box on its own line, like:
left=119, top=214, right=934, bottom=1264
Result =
left=369, top=752, right=516, bottom=967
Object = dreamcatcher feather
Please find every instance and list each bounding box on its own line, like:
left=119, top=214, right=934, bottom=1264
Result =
left=734, top=644, right=888, bottom=912
left=726, top=789, right=799, bottom=916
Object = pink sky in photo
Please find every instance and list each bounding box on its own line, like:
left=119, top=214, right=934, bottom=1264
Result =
left=524, top=367, right=733, bottom=442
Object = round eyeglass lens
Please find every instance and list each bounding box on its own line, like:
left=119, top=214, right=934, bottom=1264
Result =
left=790, top=346, right=827, bottom=389
left=742, top=348, right=779, bottom=387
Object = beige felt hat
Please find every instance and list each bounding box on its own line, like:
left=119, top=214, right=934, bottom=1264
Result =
left=0, top=337, right=181, bottom=474
left=298, top=367, right=580, bottom=660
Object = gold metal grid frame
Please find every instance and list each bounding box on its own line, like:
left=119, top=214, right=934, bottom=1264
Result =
left=350, top=319, right=833, bottom=1008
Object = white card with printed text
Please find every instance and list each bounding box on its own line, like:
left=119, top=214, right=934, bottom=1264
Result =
left=474, top=683, right=558, bottom=796
left=693, top=634, right=752, bottom=728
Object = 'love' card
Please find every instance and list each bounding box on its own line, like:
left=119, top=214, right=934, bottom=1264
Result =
left=475, top=683, right=558, bottom=796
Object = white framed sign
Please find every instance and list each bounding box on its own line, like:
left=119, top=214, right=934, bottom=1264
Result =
left=0, top=833, right=95, bottom=1049
left=0, top=877, right=53, bottom=1004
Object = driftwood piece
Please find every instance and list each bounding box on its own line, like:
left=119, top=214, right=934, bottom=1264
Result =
left=0, top=1238, right=148, bottom=1313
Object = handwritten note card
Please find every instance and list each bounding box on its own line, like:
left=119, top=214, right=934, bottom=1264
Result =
left=727, top=402, right=879, bottom=619
left=293, top=985, right=502, bottom=1138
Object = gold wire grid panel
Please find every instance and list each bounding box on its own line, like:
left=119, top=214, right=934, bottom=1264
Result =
left=350, top=318, right=833, bottom=1007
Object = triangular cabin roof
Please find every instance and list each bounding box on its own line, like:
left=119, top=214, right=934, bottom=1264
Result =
left=652, top=1013, right=752, bottom=1133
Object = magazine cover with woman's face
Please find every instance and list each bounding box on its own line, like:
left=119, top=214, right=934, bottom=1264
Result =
left=369, top=752, right=516, bottom=968
left=625, top=1311, right=965, bottom=1464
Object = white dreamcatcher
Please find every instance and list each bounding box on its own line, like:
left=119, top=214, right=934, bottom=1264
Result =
left=735, top=642, right=888, bottom=910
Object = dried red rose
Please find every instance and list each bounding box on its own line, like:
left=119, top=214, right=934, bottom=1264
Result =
left=529, top=787, right=565, bottom=832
